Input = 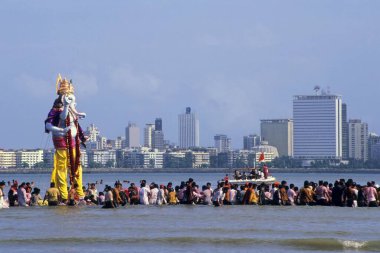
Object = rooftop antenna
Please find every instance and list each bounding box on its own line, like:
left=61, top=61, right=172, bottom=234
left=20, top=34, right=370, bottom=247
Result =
left=314, top=85, right=320, bottom=95
left=327, top=86, right=331, bottom=94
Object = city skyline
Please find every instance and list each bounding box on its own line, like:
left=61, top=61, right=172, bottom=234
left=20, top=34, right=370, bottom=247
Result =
left=0, top=92, right=378, bottom=151
left=1, top=1, right=380, bottom=149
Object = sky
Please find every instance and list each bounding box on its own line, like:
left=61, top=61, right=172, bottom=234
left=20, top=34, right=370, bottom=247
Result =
left=1, top=0, right=379, bottom=149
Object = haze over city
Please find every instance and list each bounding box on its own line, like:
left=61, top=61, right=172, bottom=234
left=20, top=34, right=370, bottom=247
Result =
left=1, top=1, right=379, bottom=149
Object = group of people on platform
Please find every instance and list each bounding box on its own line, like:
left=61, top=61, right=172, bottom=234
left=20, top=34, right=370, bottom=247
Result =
left=234, top=165, right=269, bottom=180
left=0, top=177, right=379, bottom=208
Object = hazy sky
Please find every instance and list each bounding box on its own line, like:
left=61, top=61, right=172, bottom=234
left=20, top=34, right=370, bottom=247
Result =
left=1, top=1, right=379, bottom=149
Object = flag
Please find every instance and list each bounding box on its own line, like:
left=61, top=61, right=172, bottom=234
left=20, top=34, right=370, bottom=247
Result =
left=259, top=152, right=265, bottom=162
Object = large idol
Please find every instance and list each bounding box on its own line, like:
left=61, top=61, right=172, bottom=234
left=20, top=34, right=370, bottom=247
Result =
left=45, top=75, right=87, bottom=203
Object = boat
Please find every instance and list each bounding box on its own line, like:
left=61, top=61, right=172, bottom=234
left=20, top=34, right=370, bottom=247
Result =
left=220, top=176, right=277, bottom=186
left=218, top=166, right=277, bottom=185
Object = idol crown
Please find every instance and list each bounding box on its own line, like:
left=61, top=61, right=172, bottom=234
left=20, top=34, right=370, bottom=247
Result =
left=56, top=74, right=75, bottom=95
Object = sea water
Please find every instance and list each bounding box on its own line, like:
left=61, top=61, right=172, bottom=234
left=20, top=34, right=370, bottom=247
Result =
left=1, top=172, right=380, bottom=253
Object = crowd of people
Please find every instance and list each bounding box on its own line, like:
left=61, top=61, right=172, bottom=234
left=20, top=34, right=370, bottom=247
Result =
left=0, top=177, right=379, bottom=208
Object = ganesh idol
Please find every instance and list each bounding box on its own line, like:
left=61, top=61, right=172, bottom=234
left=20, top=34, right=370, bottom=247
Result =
left=45, top=75, right=87, bottom=203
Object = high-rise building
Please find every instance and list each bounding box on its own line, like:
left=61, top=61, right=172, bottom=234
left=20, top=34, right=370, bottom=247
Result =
left=97, top=136, right=108, bottom=150
left=152, top=118, right=164, bottom=150
left=293, top=93, right=342, bottom=160
left=125, top=123, right=140, bottom=148
left=155, top=118, right=162, bottom=131
left=342, top=103, right=349, bottom=160
left=348, top=119, right=368, bottom=161
left=152, top=131, right=164, bottom=150
left=214, top=134, right=231, bottom=153
left=368, top=133, right=380, bottom=160
left=144, top=124, right=155, bottom=148
left=114, top=136, right=124, bottom=150
left=372, top=143, right=380, bottom=161
left=260, top=119, right=293, bottom=157
left=178, top=107, right=200, bottom=148
left=86, top=124, right=100, bottom=142
left=85, top=124, right=107, bottom=150
left=243, top=134, right=261, bottom=150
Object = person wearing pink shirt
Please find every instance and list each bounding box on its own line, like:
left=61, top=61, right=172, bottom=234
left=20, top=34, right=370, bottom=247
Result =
left=364, top=182, right=378, bottom=207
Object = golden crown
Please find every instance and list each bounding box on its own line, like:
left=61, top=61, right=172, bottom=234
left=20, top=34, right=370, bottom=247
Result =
left=55, top=74, right=75, bottom=95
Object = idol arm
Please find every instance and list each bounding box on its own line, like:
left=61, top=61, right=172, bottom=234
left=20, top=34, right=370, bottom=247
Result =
left=45, top=123, right=71, bottom=134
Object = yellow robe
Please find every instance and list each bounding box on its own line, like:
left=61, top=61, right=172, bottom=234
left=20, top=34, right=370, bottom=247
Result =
left=51, top=149, right=84, bottom=200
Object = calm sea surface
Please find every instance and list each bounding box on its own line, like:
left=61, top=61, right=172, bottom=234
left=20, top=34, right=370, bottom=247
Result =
left=1, top=172, right=380, bottom=253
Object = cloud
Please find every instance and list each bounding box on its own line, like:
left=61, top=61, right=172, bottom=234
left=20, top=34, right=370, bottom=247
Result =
left=14, top=74, right=52, bottom=98
left=70, top=72, right=99, bottom=97
left=192, top=76, right=262, bottom=126
left=196, top=24, right=276, bottom=49
left=13, top=73, right=99, bottom=99
left=196, top=34, right=227, bottom=47
left=243, top=24, right=276, bottom=48
left=108, top=66, right=163, bottom=98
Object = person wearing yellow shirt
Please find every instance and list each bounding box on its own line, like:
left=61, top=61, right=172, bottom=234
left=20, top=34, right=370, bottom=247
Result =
left=249, top=184, right=259, bottom=205
left=44, top=182, right=61, bottom=206
left=168, top=188, right=179, bottom=205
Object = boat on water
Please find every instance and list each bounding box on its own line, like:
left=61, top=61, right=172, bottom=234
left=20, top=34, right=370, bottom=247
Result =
left=219, top=164, right=276, bottom=185
left=220, top=176, right=277, bottom=186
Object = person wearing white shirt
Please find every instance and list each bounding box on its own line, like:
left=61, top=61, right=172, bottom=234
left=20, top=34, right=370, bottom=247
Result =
left=149, top=184, right=159, bottom=205
left=157, top=185, right=167, bottom=205
left=287, top=184, right=296, bottom=206
left=139, top=181, right=151, bottom=205
left=212, top=183, right=225, bottom=207
left=229, top=186, right=237, bottom=205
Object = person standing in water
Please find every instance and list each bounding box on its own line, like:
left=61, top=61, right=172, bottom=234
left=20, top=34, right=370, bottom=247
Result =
left=44, top=182, right=61, bottom=206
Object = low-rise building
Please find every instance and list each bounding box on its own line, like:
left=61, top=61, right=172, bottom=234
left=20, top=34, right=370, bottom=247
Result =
left=140, top=149, right=164, bottom=168
left=251, top=141, right=279, bottom=163
left=0, top=150, right=16, bottom=168
left=123, top=148, right=164, bottom=168
left=87, top=150, right=116, bottom=167
left=15, top=149, right=44, bottom=168
left=191, top=151, right=210, bottom=168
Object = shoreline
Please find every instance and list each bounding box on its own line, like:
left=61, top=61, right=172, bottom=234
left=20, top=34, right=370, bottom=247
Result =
left=1, top=167, right=380, bottom=174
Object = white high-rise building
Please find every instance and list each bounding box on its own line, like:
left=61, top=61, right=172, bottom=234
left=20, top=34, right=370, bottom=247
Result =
left=144, top=124, right=155, bottom=148
left=293, top=93, right=342, bottom=160
left=86, top=124, right=100, bottom=142
left=178, top=107, right=200, bottom=148
left=114, top=136, right=124, bottom=150
left=125, top=123, right=140, bottom=148
left=348, top=119, right=368, bottom=161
